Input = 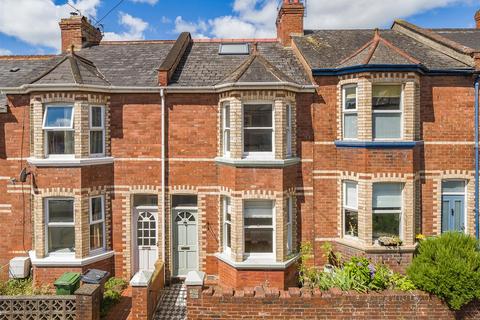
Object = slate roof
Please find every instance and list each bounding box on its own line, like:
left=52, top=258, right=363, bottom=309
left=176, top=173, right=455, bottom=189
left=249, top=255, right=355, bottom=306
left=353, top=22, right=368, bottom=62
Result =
left=430, top=29, right=480, bottom=51
left=0, top=57, right=59, bottom=88
left=32, top=52, right=110, bottom=86
left=169, top=41, right=311, bottom=87
left=293, top=29, right=472, bottom=70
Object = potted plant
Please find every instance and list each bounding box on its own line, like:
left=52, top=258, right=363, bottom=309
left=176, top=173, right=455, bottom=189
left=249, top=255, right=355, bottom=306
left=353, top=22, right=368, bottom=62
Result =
left=378, top=236, right=403, bottom=247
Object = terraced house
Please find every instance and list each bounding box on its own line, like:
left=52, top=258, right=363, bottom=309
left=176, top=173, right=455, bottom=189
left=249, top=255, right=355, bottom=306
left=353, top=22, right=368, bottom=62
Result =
left=0, top=0, right=480, bottom=290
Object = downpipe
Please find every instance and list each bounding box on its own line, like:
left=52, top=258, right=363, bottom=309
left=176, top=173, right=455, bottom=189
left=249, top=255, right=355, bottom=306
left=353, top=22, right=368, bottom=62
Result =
left=475, top=76, right=479, bottom=239
left=160, top=89, right=167, bottom=278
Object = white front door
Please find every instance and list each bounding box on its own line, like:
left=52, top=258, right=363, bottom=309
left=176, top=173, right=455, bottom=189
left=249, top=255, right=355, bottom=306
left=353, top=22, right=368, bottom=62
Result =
left=135, top=208, right=158, bottom=271
left=173, top=209, right=198, bottom=277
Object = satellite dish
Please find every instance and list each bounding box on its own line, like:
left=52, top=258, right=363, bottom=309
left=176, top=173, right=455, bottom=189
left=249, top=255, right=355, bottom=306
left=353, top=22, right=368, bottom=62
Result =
left=19, top=168, right=30, bottom=183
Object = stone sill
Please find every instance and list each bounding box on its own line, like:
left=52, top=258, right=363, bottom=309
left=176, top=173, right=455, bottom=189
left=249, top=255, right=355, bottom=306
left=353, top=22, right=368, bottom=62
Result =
left=28, top=250, right=114, bottom=267
left=215, top=157, right=300, bottom=168
left=335, top=238, right=418, bottom=253
left=27, top=157, right=114, bottom=167
left=334, top=140, right=422, bottom=149
left=215, top=252, right=299, bottom=270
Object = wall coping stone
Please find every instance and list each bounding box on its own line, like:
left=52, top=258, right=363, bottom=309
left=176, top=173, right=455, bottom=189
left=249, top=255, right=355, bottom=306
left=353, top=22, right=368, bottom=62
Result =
left=185, top=271, right=205, bottom=286
left=130, top=270, right=153, bottom=287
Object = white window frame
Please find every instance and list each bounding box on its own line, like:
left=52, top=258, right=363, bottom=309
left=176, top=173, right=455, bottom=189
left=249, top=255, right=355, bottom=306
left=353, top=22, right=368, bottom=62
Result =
left=286, top=104, right=293, bottom=157
left=89, top=105, right=105, bottom=157
left=342, top=85, right=358, bottom=140
left=243, top=199, right=276, bottom=259
left=372, top=183, right=404, bottom=241
left=343, top=181, right=359, bottom=240
left=89, top=195, right=106, bottom=254
left=222, top=104, right=231, bottom=158
left=45, top=197, right=75, bottom=256
left=42, top=104, right=75, bottom=159
left=222, top=196, right=232, bottom=255
left=242, top=103, right=275, bottom=160
left=372, top=84, right=404, bottom=141
left=286, top=196, right=293, bottom=254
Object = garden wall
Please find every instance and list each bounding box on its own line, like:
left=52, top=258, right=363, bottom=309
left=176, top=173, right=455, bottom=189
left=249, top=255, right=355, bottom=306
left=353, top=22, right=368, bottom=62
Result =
left=186, top=286, right=480, bottom=320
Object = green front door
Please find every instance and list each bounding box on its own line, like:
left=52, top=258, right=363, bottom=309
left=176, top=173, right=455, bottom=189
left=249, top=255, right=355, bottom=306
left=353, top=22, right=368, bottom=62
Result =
left=173, top=209, right=198, bottom=276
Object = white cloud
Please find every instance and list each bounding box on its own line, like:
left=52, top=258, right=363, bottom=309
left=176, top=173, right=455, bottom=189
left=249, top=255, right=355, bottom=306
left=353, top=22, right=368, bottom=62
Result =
left=103, top=12, right=149, bottom=41
left=130, top=0, right=158, bottom=5
left=0, top=48, right=13, bottom=55
left=174, top=0, right=473, bottom=39
left=0, top=0, right=101, bottom=51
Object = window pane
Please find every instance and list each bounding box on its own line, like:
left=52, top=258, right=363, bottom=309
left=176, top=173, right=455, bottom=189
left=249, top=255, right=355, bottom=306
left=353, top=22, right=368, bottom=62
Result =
left=345, top=209, right=358, bottom=237
left=224, top=129, right=230, bottom=153
left=344, top=87, right=357, bottom=110
left=442, top=181, right=465, bottom=193
left=373, top=212, right=400, bottom=239
left=224, top=105, right=230, bottom=128
left=224, top=197, right=231, bottom=222
left=47, top=131, right=74, bottom=155
left=44, top=106, right=73, bottom=128
left=244, top=105, right=272, bottom=127
left=244, top=200, right=273, bottom=218
left=244, top=129, right=272, bottom=152
left=225, top=223, right=231, bottom=249
left=90, top=131, right=104, bottom=154
left=91, top=197, right=103, bottom=221
left=48, top=199, right=74, bottom=223
left=48, top=227, right=75, bottom=253
left=245, top=228, right=273, bottom=253
left=373, top=113, right=401, bottom=139
left=90, top=223, right=104, bottom=250
left=244, top=217, right=272, bottom=226
left=373, top=183, right=402, bottom=208
left=373, top=85, right=401, bottom=110
left=343, top=114, right=357, bottom=139
left=91, top=107, right=103, bottom=128
left=345, top=182, right=357, bottom=209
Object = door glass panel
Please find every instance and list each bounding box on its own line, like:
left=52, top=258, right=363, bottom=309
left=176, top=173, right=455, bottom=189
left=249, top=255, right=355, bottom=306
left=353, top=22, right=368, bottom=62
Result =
left=442, top=200, right=450, bottom=233
left=454, top=200, right=463, bottom=231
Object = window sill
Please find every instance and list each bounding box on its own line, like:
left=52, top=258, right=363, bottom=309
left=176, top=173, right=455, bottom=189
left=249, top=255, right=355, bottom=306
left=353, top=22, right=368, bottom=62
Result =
left=334, top=140, right=422, bottom=149
left=215, top=157, right=300, bottom=168
left=27, top=157, right=114, bottom=167
left=28, top=250, right=114, bottom=267
left=336, top=238, right=417, bottom=253
left=215, top=252, right=299, bottom=270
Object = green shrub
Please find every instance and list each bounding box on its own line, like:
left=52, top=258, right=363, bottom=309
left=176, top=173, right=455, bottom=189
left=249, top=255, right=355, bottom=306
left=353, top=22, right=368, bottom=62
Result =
left=0, top=278, right=50, bottom=296
left=100, top=277, right=128, bottom=318
left=407, top=232, right=480, bottom=310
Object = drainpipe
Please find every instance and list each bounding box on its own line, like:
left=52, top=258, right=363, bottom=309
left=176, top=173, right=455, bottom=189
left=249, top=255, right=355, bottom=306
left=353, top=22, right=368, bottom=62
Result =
left=475, top=76, right=479, bottom=239
left=160, top=89, right=166, bottom=273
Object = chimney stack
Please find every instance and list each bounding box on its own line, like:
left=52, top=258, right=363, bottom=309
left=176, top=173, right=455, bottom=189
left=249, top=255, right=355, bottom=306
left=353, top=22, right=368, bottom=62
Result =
left=59, top=14, right=103, bottom=53
left=276, top=0, right=305, bottom=46
left=476, top=10, right=480, bottom=29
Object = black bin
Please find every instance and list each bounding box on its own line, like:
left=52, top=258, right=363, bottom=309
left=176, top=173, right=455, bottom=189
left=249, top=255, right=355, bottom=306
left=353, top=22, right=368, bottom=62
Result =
left=81, top=269, right=110, bottom=298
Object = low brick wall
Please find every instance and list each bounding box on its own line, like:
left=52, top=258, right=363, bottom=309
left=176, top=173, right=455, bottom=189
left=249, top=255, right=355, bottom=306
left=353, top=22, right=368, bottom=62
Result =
left=0, top=283, right=101, bottom=320
left=186, top=286, right=480, bottom=320
left=129, top=261, right=165, bottom=320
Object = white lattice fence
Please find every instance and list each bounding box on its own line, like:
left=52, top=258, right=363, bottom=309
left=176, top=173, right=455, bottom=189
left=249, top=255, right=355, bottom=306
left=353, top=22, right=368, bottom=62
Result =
left=0, top=296, right=76, bottom=320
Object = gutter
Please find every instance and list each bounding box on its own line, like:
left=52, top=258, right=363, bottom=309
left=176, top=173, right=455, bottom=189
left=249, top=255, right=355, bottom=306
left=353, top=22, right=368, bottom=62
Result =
left=475, top=75, right=479, bottom=239
left=312, top=64, right=475, bottom=77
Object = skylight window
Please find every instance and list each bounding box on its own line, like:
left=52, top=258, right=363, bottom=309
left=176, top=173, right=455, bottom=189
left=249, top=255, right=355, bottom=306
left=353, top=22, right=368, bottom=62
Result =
left=219, top=43, right=250, bottom=55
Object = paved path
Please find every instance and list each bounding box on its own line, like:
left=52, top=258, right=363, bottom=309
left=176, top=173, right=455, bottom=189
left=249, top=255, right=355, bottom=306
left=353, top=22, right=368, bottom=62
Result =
left=153, top=283, right=187, bottom=320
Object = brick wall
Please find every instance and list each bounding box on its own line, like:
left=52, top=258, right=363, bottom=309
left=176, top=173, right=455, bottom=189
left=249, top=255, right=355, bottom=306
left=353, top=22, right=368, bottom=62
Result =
left=187, top=286, right=480, bottom=320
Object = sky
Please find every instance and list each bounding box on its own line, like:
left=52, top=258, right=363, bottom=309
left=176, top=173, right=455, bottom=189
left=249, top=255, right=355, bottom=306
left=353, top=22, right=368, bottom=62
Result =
left=0, top=0, right=478, bottom=55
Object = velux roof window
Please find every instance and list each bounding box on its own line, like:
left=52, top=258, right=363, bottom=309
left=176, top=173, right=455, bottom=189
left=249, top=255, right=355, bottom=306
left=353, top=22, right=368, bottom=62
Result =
left=219, top=43, right=250, bottom=55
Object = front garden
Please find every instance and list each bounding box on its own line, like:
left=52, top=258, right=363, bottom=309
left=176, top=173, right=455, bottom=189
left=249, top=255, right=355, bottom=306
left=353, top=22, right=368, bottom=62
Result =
left=299, top=232, right=480, bottom=311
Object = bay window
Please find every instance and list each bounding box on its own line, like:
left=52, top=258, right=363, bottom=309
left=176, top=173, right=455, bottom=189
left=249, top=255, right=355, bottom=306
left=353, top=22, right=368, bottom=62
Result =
left=46, top=198, right=75, bottom=254
left=372, top=85, right=403, bottom=140
left=372, top=183, right=403, bottom=240
left=89, top=196, right=105, bottom=252
left=243, top=104, right=273, bottom=158
left=222, top=196, right=232, bottom=255
left=342, top=86, right=358, bottom=139
left=223, top=104, right=231, bottom=157
left=343, top=181, right=358, bottom=238
left=43, top=105, right=74, bottom=156
left=89, top=106, right=105, bottom=156
left=244, top=200, right=274, bottom=256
